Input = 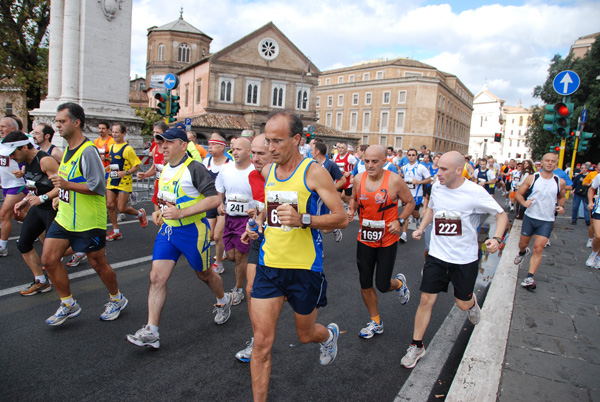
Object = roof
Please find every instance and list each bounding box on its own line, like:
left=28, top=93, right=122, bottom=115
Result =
left=190, top=113, right=252, bottom=130
left=503, top=105, right=531, bottom=114
left=312, top=123, right=356, bottom=139
left=149, top=16, right=211, bottom=38
left=322, top=57, right=436, bottom=75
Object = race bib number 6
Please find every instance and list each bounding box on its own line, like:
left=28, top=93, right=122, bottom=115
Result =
left=434, top=211, right=462, bottom=236
left=266, top=191, right=298, bottom=229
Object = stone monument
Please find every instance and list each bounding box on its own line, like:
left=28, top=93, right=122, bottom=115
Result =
left=30, top=0, right=143, bottom=150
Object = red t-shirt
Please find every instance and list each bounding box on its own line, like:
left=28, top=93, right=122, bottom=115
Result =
left=248, top=169, right=265, bottom=203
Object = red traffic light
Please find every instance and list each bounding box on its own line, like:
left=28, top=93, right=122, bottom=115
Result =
left=570, top=131, right=575, bottom=137
left=154, top=93, right=167, bottom=102
left=554, top=146, right=560, bottom=152
left=556, top=103, right=569, bottom=117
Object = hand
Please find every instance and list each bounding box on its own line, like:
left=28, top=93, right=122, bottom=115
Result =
left=556, top=205, right=564, bottom=215
left=276, top=203, right=300, bottom=226
left=387, top=220, right=401, bottom=235
left=49, top=174, right=68, bottom=189
left=152, top=210, right=164, bottom=226
left=13, top=200, right=27, bottom=217
left=217, top=203, right=226, bottom=215
left=346, top=209, right=355, bottom=222
left=161, top=204, right=181, bottom=220
left=246, top=208, right=257, bottom=219
left=12, top=170, right=24, bottom=179
left=52, top=197, right=59, bottom=210
left=412, top=229, right=423, bottom=240
left=136, top=171, right=145, bottom=180
left=485, top=238, right=500, bottom=253
left=523, top=198, right=534, bottom=208
left=589, top=203, right=595, bottom=211
left=26, top=193, right=42, bottom=207
left=117, top=171, right=128, bottom=178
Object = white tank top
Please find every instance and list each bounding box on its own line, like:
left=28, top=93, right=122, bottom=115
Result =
left=0, top=158, right=26, bottom=189
left=525, top=173, right=559, bottom=222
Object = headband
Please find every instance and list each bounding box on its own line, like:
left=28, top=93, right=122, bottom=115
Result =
left=209, top=139, right=226, bottom=146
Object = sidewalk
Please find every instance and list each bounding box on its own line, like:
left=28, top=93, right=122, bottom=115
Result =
left=446, top=205, right=600, bottom=401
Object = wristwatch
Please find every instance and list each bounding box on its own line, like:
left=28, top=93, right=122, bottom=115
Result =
left=398, top=218, right=405, bottom=226
left=39, top=194, right=49, bottom=203
left=301, top=213, right=311, bottom=228
left=492, top=236, right=503, bottom=244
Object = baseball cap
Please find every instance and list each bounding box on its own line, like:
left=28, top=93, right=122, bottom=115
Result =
left=241, top=129, right=254, bottom=138
left=174, top=122, right=186, bottom=130
left=155, top=127, right=188, bottom=142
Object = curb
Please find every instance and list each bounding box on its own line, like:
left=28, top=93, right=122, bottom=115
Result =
left=445, top=220, right=523, bottom=402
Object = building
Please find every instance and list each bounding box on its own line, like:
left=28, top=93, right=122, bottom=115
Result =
left=468, top=85, right=505, bottom=160
left=129, top=76, right=148, bottom=109
left=316, top=57, right=473, bottom=154
left=569, top=32, right=599, bottom=59
left=1, top=79, right=27, bottom=127
left=501, top=102, right=532, bottom=162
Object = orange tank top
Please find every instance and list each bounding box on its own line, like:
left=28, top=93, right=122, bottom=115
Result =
left=357, top=170, right=399, bottom=248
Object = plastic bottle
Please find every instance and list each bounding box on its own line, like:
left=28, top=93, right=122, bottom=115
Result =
left=248, top=218, right=259, bottom=233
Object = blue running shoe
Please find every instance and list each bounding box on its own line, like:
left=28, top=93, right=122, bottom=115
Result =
left=46, top=302, right=82, bottom=326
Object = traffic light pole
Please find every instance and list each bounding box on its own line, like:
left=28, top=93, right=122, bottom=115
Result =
left=164, top=89, right=171, bottom=125
left=557, top=95, right=568, bottom=170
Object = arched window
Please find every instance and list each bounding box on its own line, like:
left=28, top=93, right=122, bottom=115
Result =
left=157, top=44, right=164, bottom=61
left=178, top=43, right=190, bottom=63
left=219, top=78, right=233, bottom=103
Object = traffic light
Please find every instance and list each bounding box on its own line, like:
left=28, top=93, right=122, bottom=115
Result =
left=154, top=92, right=168, bottom=116
left=566, top=131, right=575, bottom=149
left=494, top=132, right=502, bottom=142
left=169, top=94, right=180, bottom=123
left=543, top=104, right=557, bottom=134
left=554, top=101, right=573, bottom=138
left=307, top=125, right=315, bottom=142
left=578, top=131, right=594, bottom=152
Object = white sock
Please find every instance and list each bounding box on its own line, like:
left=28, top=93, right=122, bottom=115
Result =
left=138, top=210, right=143, bottom=217
left=0, top=240, right=7, bottom=249
left=113, top=229, right=120, bottom=234
left=325, top=330, right=333, bottom=343
left=217, top=294, right=230, bottom=305
left=61, top=296, right=75, bottom=306
left=35, top=275, right=47, bottom=284
left=147, top=324, right=159, bottom=335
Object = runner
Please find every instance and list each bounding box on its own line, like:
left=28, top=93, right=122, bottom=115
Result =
left=126, top=127, right=230, bottom=349
left=1, top=132, right=59, bottom=295
left=514, top=153, right=566, bottom=289
left=347, top=145, right=414, bottom=339
left=31, top=123, right=63, bottom=163
left=400, top=151, right=508, bottom=369
left=586, top=173, right=600, bottom=269
left=399, top=148, right=431, bottom=243
left=41, top=103, right=128, bottom=326
left=334, top=141, right=357, bottom=204
left=93, top=120, right=115, bottom=170
left=136, top=122, right=168, bottom=214
left=472, top=158, right=496, bottom=195
left=249, top=111, right=348, bottom=402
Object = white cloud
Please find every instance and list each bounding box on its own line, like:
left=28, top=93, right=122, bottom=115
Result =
left=130, top=0, right=600, bottom=107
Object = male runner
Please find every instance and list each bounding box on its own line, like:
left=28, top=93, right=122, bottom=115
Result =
left=399, top=148, right=431, bottom=243
left=347, top=145, right=414, bottom=338
left=1, top=132, right=59, bottom=295
left=586, top=174, right=600, bottom=269
left=94, top=121, right=115, bottom=169
left=0, top=117, right=28, bottom=256
left=137, top=122, right=168, bottom=213
left=514, top=153, right=566, bottom=288
left=126, top=128, right=230, bottom=349
left=41, top=103, right=128, bottom=326
left=401, top=151, right=507, bottom=369
left=334, top=141, right=357, bottom=203
left=472, top=158, right=496, bottom=195
left=105, top=123, right=147, bottom=241
left=352, top=144, right=399, bottom=176
left=249, top=111, right=348, bottom=402
left=31, top=123, right=63, bottom=162
left=215, top=137, right=255, bottom=305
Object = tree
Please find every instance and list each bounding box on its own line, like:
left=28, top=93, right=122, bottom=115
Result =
left=527, top=38, right=600, bottom=163
left=135, top=107, right=164, bottom=140
left=0, top=0, right=50, bottom=130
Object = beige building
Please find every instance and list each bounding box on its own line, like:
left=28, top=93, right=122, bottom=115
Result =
left=1, top=79, right=27, bottom=128
left=502, top=102, right=532, bottom=162
left=316, top=57, right=473, bottom=154
left=569, top=32, right=599, bottom=59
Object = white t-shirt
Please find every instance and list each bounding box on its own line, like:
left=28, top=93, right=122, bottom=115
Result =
left=215, top=162, right=255, bottom=216
left=202, top=155, right=229, bottom=175
left=589, top=175, right=599, bottom=214
left=428, top=179, right=504, bottom=264
left=401, top=162, right=431, bottom=198
left=0, top=157, right=26, bottom=189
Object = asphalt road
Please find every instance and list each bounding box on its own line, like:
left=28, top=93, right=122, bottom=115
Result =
left=0, top=200, right=464, bottom=401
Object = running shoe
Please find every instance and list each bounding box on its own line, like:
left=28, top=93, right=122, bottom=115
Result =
left=395, top=273, right=410, bottom=305
left=232, top=287, right=244, bottom=306
left=399, top=232, right=407, bottom=243
left=401, top=344, right=426, bottom=369
left=359, top=320, right=383, bottom=339
left=211, top=262, right=224, bottom=274
left=235, top=337, right=254, bottom=362
left=20, top=280, right=51, bottom=296
left=46, top=301, right=82, bottom=326
left=593, top=255, right=600, bottom=270
left=138, top=208, right=148, bottom=228
left=213, top=294, right=233, bottom=324
left=513, top=247, right=530, bottom=265
left=545, top=240, right=551, bottom=248
left=333, top=229, right=343, bottom=243
left=106, top=231, right=123, bottom=241
left=126, top=325, right=160, bottom=349
left=67, top=252, right=87, bottom=267
left=0, top=246, right=7, bottom=257
left=319, top=323, right=339, bottom=366
left=117, top=213, right=126, bottom=222
left=586, top=238, right=594, bottom=248
left=521, top=276, right=536, bottom=289
left=100, top=296, right=129, bottom=321
left=467, top=295, right=481, bottom=325
left=586, top=252, right=598, bottom=267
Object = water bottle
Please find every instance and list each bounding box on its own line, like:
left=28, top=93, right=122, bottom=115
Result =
left=248, top=218, right=259, bottom=233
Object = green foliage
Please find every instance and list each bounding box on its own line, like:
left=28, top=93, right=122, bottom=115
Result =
left=0, top=0, right=50, bottom=129
left=135, top=107, right=164, bottom=140
left=528, top=38, right=600, bottom=163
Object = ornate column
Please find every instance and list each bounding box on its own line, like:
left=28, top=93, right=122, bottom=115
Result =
left=46, top=0, right=64, bottom=101
left=60, top=0, right=80, bottom=101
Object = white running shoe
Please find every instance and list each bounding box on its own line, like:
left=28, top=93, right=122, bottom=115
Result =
left=514, top=248, right=530, bottom=265
left=521, top=276, right=536, bottom=289
left=399, top=232, right=407, bottom=243
left=359, top=320, right=383, bottom=339
left=467, top=295, right=481, bottom=325
left=319, top=323, right=339, bottom=366
left=126, top=325, right=160, bottom=349
left=586, top=252, right=598, bottom=267
left=214, top=294, right=233, bottom=324
left=100, top=296, right=129, bottom=321
left=333, top=229, right=343, bottom=243
left=401, top=344, right=426, bottom=369
left=232, top=288, right=244, bottom=306
left=586, top=238, right=594, bottom=248
left=235, top=337, right=253, bottom=362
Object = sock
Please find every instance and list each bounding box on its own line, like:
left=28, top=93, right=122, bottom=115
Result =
left=325, top=330, right=333, bottom=343
left=519, top=249, right=526, bottom=256
left=147, top=324, right=159, bottom=335
left=138, top=210, right=143, bottom=217
left=110, top=291, right=122, bottom=301
left=217, top=294, right=229, bottom=305
left=35, top=275, right=47, bottom=284
left=0, top=240, right=7, bottom=249
left=371, top=315, right=381, bottom=325
left=412, top=340, right=423, bottom=349
left=113, top=229, right=120, bottom=234
left=396, top=278, right=403, bottom=290
left=61, top=295, right=75, bottom=306
left=526, top=273, right=534, bottom=278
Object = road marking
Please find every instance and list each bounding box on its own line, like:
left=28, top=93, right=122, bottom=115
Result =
left=0, top=255, right=152, bottom=297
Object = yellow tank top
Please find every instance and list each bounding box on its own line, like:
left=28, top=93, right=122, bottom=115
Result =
left=259, top=158, right=323, bottom=271
left=462, top=163, right=471, bottom=179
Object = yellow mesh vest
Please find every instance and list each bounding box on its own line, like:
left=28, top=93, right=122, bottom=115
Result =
left=158, top=158, right=206, bottom=227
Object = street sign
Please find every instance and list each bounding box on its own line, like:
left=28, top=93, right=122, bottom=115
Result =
left=148, top=82, right=165, bottom=89
left=553, top=70, right=580, bottom=96
left=164, top=73, right=179, bottom=90
left=185, top=118, right=192, bottom=131
left=151, top=74, right=165, bottom=82
left=581, top=108, right=588, bottom=124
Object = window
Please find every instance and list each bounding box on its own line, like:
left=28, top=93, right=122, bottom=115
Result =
left=398, top=90, right=407, bottom=104
left=438, top=95, right=442, bottom=107
left=480, top=116, right=483, bottom=127
left=184, top=85, right=189, bottom=107
left=380, top=111, right=389, bottom=132
left=336, top=112, right=343, bottom=130
left=509, top=139, right=512, bottom=146
left=379, top=136, right=387, bottom=146
left=404, top=71, right=423, bottom=77
left=376, top=71, right=384, bottom=79
left=362, top=135, right=369, bottom=145
left=349, top=75, right=355, bottom=82
left=338, top=77, right=343, bottom=84
left=157, top=44, right=164, bottom=61
left=352, top=93, right=359, bottom=105
left=218, top=77, right=234, bottom=103
left=365, top=93, right=372, bottom=105
left=196, top=81, right=202, bottom=104
left=271, top=83, right=286, bottom=108
left=325, top=78, right=331, bottom=85
left=178, top=43, right=190, bottom=63
left=338, top=95, right=344, bottom=107
left=517, top=140, right=520, bottom=147
left=394, top=136, right=403, bottom=150
left=383, top=91, right=390, bottom=104
left=138, top=82, right=145, bottom=91
left=518, top=130, right=521, bottom=136
left=327, top=96, right=333, bottom=107
left=245, top=80, right=260, bottom=105
left=316, top=96, right=320, bottom=108
left=363, top=72, right=370, bottom=81
left=5, top=102, right=13, bottom=115
left=296, top=86, right=310, bottom=110
left=395, top=111, right=405, bottom=133
left=325, top=112, right=332, bottom=127
left=350, top=112, right=358, bottom=129
left=363, top=111, right=371, bottom=130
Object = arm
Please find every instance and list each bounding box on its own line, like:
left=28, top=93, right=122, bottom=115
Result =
left=588, top=183, right=597, bottom=210
left=335, top=175, right=347, bottom=190
left=51, top=147, right=64, bottom=162
left=412, top=206, right=434, bottom=240
left=555, top=179, right=566, bottom=215
left=483, top=211, right=509, bottom=253
left=387, top=174, right=415, bottom=234
left=25, top=156, right=60, bottom=207
left=346, top=175, right=361, bottom=221
left=162, top=195, right=221, bottom=220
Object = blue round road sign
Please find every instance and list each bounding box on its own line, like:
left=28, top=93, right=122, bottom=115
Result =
left=164, top=73, right=179, bottom=90
left=553, top=70, right=580, bottom=96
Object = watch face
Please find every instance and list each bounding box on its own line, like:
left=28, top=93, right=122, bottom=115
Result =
left=302, top=214, right=311, bottom=225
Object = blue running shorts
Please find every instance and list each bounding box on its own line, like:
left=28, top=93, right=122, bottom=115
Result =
left=152, top=219, right=211, bottom=272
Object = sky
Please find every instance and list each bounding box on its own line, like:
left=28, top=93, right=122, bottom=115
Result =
left=130, top=0, right=600, bottom=108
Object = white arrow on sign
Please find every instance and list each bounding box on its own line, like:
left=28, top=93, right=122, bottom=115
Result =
left=560, top=73, right=573, bottom=94
left=165, top=76, right=176, bottom=87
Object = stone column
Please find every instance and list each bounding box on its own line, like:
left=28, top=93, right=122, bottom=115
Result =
left=46, top=0, right=64, bottom=101
left=60, top=0, right=80, bottom=101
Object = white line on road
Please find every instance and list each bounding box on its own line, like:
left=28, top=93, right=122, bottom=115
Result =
left=0, top=255, right=152, bottom=298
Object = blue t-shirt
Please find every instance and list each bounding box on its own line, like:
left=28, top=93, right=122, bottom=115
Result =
left=553, top=168, right=573, bottom=187
left=321, top=158, right=343, bottom=181
left=397, top=156, right=409, bottom=168
left=351, top=160, right=398, bottom=175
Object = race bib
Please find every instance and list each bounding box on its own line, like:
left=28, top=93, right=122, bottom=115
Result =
left=360, top=219, right=385, bottom=242
left=157, top=191, right=177, bottom=212
left=26, top=179, right=38, bottom=195
left=0, top=156, right=8, bottom=167
left=434, top=210, right=462, bottom=236
left=155, top=164, right=164, bottom=180
left=227, top=194, right=250, bottom=216
left=58, top=188, right=70, bottom=203
left=109, top=164, right=119, bottom=179
left=336, top=162, right=345, bottom=173
left=266, top=191, right=298, bottom=229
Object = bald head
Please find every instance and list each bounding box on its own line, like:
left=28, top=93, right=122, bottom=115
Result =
left=440, top=151, right=465, bottom=170
left=363, top=145, right=387, bottom=178
left=231, top=136, right=252, bottom=165
left=437, top=151, right=465, bottom=188
left=364, top=145, right=386, bottom=160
